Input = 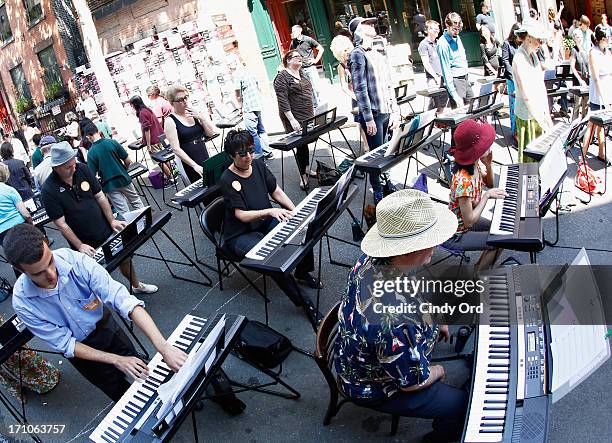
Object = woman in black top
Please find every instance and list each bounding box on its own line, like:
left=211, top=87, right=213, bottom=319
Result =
left=219, top=130, right=322, bottom=326
left=480, top=26, right=500, bottom=77
left=0, top=142, right=33, bottom=200
left=164, top=84, right=217, bottom=183
left=501, top=23, right=523, bottom=141
left=273, top=50, right=315, bottom=190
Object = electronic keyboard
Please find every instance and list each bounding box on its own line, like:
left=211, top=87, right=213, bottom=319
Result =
left=244, top=187, right=328, bottom=261
left=89, top=314, right=245, bottom=443
left=523, top=122, right=570, bottom=161
left=150, top=148, right=175, bottom=164
left=462, top=268, right=549, bottom=442
left=241, top=184, right=358, bottom=275
left=435, top=102, right=503, bottom=128
left=589, top=109, right=612, bottom=127
left=127, top=163, right=148, bottom=180
left=269, top=116, right=348, bottom=152
left=170, top=179, right=220, bottom=208
left=354, top=128, right=442, bottom=174
left=32, top=208, right=49, bottom=227
left=487, top=163, right=543, bottom=252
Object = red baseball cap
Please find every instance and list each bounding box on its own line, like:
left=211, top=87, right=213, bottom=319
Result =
left=450, top=120, right=496, bottom=165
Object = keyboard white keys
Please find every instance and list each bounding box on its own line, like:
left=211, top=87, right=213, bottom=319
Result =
left=173, top=179, right=203, bottom=199
left=490, top=165, right=519, bottom=236
left=94, top=238, right=123, bottom=264
left=464, top=274, right=512, bottom=443
left=89, top=314, right=207, bottom=443
left=355, top=143, right=389, bottom=163
left=245, top=187, right=329, bottom=260
left=524, top=122, right=569, bottom=156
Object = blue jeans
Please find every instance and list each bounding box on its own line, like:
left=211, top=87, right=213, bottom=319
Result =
left=358, top=112, right=390, bottom=193
left=353, top=381, right=467, bottom=442
left=506, top=79, right=516, bottom=136
left=302, top=65, right=321, bottom=109
left=244, top=111, right=270, bottom=155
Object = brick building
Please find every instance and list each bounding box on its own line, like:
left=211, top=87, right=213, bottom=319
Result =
left=0, top=0, right=87, bottom=131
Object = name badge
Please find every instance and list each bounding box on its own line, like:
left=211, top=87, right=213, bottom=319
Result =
left=82, top=297, right=101, bottom=311
left=80, top=181, right=91, bottom=192
left=232, top=181, right=242, bottom=192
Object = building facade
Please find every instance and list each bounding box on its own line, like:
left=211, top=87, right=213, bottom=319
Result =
left=0, top=0, right=86, bottom=132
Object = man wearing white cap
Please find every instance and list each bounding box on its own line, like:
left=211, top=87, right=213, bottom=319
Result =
left=512, top=20, right=554, bottom=161
left=41, top=141, right=157, bottom=294
left=335, top=189, right=467, bottom=442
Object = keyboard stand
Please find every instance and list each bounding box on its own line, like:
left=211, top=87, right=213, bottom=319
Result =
left=134, top=229, right=214, bottom=287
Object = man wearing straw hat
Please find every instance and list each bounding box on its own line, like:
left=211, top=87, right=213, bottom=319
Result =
left=335, top=189, right=467, bottom=443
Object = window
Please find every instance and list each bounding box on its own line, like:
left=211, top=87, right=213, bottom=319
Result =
left=23, top=0, right=43, bottom=26
left=38, top=46, right=62, bottom=85
left=0, top=4, right=12, bottom=44
left=38, top=46, right=64, bottom=100
left=10, top=65, right=31, bottom=101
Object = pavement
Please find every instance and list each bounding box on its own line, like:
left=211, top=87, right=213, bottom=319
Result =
left=0, top=68, right=610, bottom=443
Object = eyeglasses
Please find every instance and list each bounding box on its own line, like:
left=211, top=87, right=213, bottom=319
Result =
left=236, top=147, right=255, bottom=158
left=173, top=96, right=188, bottom=103
left=450, top=21, right=463, bottom=28
left=289, top=55, right=303, bottom=61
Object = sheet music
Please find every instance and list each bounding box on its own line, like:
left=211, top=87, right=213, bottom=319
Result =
left=121, top=206, right=150, bottom=234
left=538, top=141, right=567, bottom=199
left=23, top=198, right=37, bottom=212
left=549, top=251, right=610, bottom=402
left=156, top=315, right=226, bottom=421
left=335, top=165, right=354, bottom=211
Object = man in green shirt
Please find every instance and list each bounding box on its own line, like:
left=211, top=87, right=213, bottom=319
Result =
left=85, top=123, right=144, bottom=214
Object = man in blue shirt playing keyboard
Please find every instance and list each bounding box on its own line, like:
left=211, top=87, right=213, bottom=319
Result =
left=437, top=12, right=473, bottom=109
left=5, top=223, right=187, bottom=402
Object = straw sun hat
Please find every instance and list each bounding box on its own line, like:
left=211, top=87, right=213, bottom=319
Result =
left=361, top=189, right=458, bottom=258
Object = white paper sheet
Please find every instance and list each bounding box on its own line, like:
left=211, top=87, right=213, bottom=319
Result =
left=156, top=315, right=226, bottom=421
left=549, top=251, right=610, bottom=402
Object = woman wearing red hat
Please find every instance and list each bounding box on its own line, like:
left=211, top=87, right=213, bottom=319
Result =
left=445, top=120, right=506, bottom=269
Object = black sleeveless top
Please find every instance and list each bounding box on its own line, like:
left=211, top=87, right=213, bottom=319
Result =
left=168, top=114, right=206, bottom=144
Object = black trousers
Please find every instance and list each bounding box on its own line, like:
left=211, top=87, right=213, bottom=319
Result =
left=354, top=381, right=468, bottom=442
left=295, top=144, right=309, bottom=175
left=69, top=308, right=139, bottom=402
left=227, top=219, right=314, bottom=307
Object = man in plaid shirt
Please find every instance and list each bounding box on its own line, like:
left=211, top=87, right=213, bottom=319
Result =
left=349, top=17, right=399, bottom=203
left=234, top=59, right=273, bottom=159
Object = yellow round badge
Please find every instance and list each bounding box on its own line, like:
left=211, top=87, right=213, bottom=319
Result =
left=80, top=181, right=91, bottom=192
left=232, top=181, right=242, bottom=192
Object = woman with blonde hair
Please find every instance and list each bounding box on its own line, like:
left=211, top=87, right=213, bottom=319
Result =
left=163, top=84, right=217, bottom=183
left=146, top=85, right=172, bottom=126
left=330, top=35, right=368, bottom=151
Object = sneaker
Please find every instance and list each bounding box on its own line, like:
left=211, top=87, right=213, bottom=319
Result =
left=264, top=151, right=274, bottom=159
left=163, top=178, right=175, bottom=189
left=132, top=282, right=158, bottom=294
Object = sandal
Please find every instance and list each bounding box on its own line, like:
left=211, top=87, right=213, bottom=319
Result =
left=299, top=180, right=310, bottom=191
left=597, top=155, right=612, bottom=167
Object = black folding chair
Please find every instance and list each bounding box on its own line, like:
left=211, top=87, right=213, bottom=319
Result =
left=199, top=197, right=270, bottom=323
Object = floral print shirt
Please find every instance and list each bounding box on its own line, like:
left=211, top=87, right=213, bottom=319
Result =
left=449, top=164, right=483, bottom=234
left=334, top=255, right=439, bottom=400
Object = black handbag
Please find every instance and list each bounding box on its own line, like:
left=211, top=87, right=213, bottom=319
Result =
left=234, top=320, right=292, bottom=368
left=316, top=160, right=341, bottom=186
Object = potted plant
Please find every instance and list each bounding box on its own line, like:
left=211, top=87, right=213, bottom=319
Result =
left=45, top=80, right=65, bottom=101
left=15, top=96, right=34, bottom=114
left=563, top=36, right=575, bottom=60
